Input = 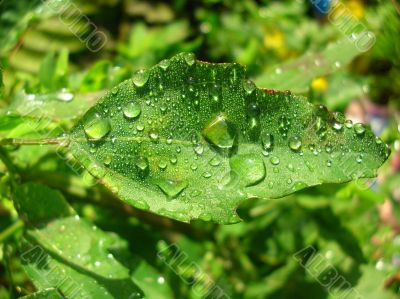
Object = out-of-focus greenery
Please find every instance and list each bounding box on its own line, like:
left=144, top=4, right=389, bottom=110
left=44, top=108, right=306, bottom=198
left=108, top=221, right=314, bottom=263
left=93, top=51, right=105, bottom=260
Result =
left=0, top=0, right=399, bottom=298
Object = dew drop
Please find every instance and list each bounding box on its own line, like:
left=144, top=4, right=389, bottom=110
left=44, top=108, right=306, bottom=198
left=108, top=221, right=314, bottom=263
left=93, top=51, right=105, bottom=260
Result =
left=356, top=154, right=363, bottom=163
left=230, top=154, right=266, bottom=187
left=111, top=86, right=119, bottom=95
left=209, top=156, right=221, bottom=167
left=123, top=102, right=141, bottom=119
left=158, top=159, right=168, bottom=170
left=289, top=135, right=302, bottom=151
left=83, top=112, right=111, bottom=141
left=345, top=120, right=353, bottom=128
left=243, top=79, right=256, bottom=94
left=202, top=114, right=237, bottom=156
left=261, top=133, right=274, bottom=152
left=326, top=160, right=333, bottom=167
left=170, top=155, right=177, bottom=164
left=159, top=59, right=170, bottom=70
left=57, top=89, right=74, bottom=102
left=103, top=155, right=112, bottom=166
left=149, top=129, right=159, bottom=141
left=203, top=172, right=212, bottom=178
left=135, top=156, right=149, bottom=175
left=325, top=144, right=333, bottom=154
left=354, top=123, right=366, bottom=135
left=332, top=121, right=343, bottom=131
left=132, top=69, right=150, bottom=87
left=183, top=52, right=196, bottom=66
left=193, top=144, right=204, bottom=155
left=270, top=156, right=280, bottom=165
left=157, top=179, right=187, bottom=199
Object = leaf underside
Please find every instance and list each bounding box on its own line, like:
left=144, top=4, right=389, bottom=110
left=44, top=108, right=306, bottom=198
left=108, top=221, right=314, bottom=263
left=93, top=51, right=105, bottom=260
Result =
left=69, top=53, right=390, bottom=224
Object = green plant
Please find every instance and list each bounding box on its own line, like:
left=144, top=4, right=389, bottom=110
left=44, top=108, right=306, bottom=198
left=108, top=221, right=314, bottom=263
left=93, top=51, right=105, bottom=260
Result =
left=1, top=1, right=400, bottom=299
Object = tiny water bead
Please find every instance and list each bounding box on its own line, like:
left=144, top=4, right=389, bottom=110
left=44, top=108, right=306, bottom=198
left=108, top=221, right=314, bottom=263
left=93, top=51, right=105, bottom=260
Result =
left=183, top=52, right=196, bottom=66
left=202, top=114, right=237, bottom=155
left=203, top=172, right=212, bottom=178
left=356, top=154, right=364, bottom=163
left=169, top=155, right=178, bottom=164
left=157, top=179, right=188, bottom=199
left=243, top=79, right=256, bottom=94
left=57, top=89, right=74, bottom=102
left=270, top=156, right=280, bottom=165
left=261, top=133, right=274, bottom=152
left=345, top=120, right=354, bottom=128
left=123, top=102, right=141, bottom=119
left=158, top=59, right=170, bottom=70
left=230, top=154, right=266, bottom=187
left=135, top=156, right=149, bottom=172
left=132, top=69, right=150, bottom=87
left=83, top=112, right=111, bottom=141
left=209, top=156, right=221, bottom=166
left=193, top=144, right=204, bottom=155
left=354, top=123, right=366, bottom=135
left=289, top=135, right=302, bottom=151
left=149, top=129, right=159, bottom=141
left=103, top=155, right=112, bottom=166
left=158, top=159, right=168, bottom=170
left=332, top=120, right=343, bottom=131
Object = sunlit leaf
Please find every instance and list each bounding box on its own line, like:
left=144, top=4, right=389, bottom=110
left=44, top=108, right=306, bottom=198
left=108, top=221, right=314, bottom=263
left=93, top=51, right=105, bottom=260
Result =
left=256, top=39, right=364, bottom=93
left=68, top=53, right=390, bottom=223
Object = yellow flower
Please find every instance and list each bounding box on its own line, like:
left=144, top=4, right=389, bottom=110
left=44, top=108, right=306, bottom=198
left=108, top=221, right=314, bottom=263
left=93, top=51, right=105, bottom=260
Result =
left=263, top=29, right=284, bottom=50
left=348, top=0, right=364, bottom=19
left=331, top=0, right=365, bottom=20
left=263, top=29, right=290, bottom=58
left=311, top=77, right=328, bottom=92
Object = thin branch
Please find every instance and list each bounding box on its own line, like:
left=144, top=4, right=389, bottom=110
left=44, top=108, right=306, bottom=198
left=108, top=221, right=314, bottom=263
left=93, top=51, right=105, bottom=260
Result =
left=0, top=137, right=67, bottom=146
left=0, top=220, right=24, bottom=244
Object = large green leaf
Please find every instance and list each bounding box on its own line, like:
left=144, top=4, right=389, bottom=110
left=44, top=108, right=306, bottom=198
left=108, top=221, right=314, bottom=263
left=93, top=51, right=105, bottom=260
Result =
left=68, top=53, right=390, bottom=224
left=15, top=183, right=144, bottom=299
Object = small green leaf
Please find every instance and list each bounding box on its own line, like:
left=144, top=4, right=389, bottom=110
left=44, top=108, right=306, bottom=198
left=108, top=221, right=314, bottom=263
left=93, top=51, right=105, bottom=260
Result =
left=14, top=183, right=74, bottom=223
left=256, top=39, right=363, bottom=93
left=15, top=183, right=144, bottom=298
left=68, top=53, right=390, bottom=223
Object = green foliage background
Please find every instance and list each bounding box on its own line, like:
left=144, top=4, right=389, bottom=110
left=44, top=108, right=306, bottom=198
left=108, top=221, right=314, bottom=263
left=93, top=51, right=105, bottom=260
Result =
left=0, top=0, right=400, bottom=298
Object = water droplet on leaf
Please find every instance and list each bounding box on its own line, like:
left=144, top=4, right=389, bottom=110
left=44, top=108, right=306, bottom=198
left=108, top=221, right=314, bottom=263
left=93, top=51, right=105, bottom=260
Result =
left=202, top=114, right=237, bottom=156
left=183, top=52, right=195, bottom=66
left=354, top=123, right=366, bottom=135
left=123, top=102, right=141, bottom=119
left=132, top=69, right=150, bottom=87
left=83, top=112, right=111, bottom=141
left=270, top=156, right=280, bottom=165
left=230, top=154, right=266, bottom=187
left=289, top=135, right=302, bottom=151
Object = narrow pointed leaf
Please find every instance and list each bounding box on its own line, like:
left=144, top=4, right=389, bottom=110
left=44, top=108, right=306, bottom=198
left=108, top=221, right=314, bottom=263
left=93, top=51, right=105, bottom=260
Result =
left=68, top=53, right=390, bottom=224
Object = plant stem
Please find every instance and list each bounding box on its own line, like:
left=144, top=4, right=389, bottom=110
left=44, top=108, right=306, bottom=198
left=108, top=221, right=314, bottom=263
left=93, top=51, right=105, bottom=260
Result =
left=0, top=137, right=67, bottom=146
left=0, top=220, right=24, bottom=244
